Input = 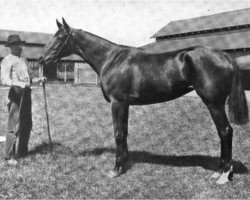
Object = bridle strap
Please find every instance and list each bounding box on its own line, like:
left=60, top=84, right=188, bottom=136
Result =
left=54, top=31, right=74, bottom=60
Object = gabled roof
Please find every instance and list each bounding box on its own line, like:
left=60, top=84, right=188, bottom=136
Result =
left=141, top=30, right=250, bottom=53
left=0, top=29, right=84, bottom=61
left=152, top=8, right=250, bottom=38
left=0, top=29, right=53, bottom=45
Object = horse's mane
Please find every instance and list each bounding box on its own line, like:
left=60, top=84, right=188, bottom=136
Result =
left=75, top=28, right=136, bottom=49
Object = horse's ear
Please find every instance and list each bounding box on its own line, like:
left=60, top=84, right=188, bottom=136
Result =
left=56, top=19, right=63, bottom=29
left=62, top=17, right=71, bottom=32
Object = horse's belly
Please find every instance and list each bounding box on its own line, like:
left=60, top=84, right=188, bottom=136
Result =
left=129, top=86, right=193, bottom=105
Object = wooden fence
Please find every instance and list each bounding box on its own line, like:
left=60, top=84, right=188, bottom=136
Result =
left=74, top=62, right=99, bottom=85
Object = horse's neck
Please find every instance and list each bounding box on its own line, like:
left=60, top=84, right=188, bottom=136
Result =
left=72, top=30, right=118, bottom=75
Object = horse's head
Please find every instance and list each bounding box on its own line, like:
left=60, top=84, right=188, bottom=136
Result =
left=39, top=18, right=74, bottom=65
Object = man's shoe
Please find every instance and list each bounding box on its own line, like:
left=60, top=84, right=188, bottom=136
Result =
left=6, top=158, right=18, bottom=166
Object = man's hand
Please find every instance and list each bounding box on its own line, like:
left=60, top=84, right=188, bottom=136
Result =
left=38, top=77, right=47, bottom=84
left=32, top=77, right=47, bottom=84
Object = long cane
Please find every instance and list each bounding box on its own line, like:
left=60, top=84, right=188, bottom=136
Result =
left=42, top=82, right=53, bottom=154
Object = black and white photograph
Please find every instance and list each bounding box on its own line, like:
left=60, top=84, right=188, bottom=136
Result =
left=0, top=0, right=249, bottom=198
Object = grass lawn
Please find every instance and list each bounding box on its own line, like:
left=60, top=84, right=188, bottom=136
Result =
left=0, top=84, right=249, bottom=199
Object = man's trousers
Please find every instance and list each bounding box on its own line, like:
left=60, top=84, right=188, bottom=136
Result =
left=5, top=87, right=32, bottom=160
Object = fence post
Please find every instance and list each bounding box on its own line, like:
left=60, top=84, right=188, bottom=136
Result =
left=39, top=64, right=43, bottom=78
left=64, top=62, right=67, bottom=83
left=74, top=63, right=77, bottom=84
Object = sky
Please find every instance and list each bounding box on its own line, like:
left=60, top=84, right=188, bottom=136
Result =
left=0, top=0, right=250, bottom=47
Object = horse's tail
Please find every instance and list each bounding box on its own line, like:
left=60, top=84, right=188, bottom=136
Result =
left=228, top=60, right=249, bottom=124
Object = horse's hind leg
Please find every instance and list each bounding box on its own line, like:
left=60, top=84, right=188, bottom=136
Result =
left=204, top=101, right=233, bottom=184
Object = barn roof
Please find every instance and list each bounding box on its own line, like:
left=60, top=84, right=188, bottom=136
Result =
left=0, top=29, right=52, bottom=45
left=152, top=8, right=250, bottom=38
left=0, top=29, right=84, bottom=61
left=141, top=30, right=250, bottom=53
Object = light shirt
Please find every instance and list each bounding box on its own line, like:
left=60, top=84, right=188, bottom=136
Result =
left=1, top=54, right=33, bottom=87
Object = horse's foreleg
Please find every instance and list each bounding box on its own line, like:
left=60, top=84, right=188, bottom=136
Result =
left=108, top=101, right=129, bottom=178
left=206, top=103, right=233, bottom=184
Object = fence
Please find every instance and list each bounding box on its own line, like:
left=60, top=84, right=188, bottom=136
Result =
left=74, top=62, right=99, bottom=85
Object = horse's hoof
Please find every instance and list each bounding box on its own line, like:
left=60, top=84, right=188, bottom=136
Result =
left=107, top=169, right=120, bottom=178
left=216, top=166, right=233, bottom=185
left=211, top=172, right=221, bottom=179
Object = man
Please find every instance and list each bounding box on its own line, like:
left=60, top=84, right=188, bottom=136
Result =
left=1, top=34, right=46, bottom=165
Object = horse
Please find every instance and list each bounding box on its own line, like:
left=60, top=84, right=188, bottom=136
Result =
left=39, top=18, right=249, bottom=184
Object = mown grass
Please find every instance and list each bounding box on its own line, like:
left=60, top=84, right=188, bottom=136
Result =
left=0, top=84, right=249, bottom=199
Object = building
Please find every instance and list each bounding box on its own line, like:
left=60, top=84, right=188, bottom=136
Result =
left=0, top=29, right=98, bottom=84
left=141, top=8, right=250, bottom=89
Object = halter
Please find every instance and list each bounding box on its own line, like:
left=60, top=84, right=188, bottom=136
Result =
left=52, top=30, right=74, bottom=61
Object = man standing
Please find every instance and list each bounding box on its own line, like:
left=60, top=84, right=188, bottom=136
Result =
left=1, top=34, right=46, bottom=165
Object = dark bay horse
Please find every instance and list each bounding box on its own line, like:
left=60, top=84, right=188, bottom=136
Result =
left=39, top=18, right=249, bottom=184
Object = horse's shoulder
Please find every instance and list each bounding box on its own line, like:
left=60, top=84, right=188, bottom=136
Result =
left=101, top=48, right=132, bottom=75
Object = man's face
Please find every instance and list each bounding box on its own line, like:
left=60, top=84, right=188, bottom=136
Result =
left=10, top=43, right=23, bottom=56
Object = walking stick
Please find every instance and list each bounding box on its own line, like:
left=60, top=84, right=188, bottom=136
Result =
left=42, top=82, right=53, bottom=154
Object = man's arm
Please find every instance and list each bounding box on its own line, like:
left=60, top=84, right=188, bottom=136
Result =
left=1, top=58, right=13, bottom=86
left=27, top=61, right=46, bottom=85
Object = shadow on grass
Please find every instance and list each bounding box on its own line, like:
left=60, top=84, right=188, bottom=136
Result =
left=78, top=147, right=248, bottom=174
left=28, top=144, right=248, bottom=174
left=29, top=141, right=74, bottom=156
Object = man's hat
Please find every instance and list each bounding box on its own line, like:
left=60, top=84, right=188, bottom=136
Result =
left=5, top=34, right=25, bottom=47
